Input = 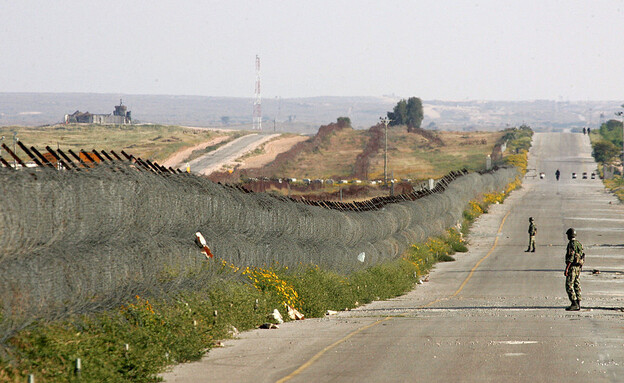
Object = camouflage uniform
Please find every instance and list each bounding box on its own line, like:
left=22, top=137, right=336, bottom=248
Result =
left=565, top=238, right=583, bottom=303
left=526, top=220, right=537, bottom=252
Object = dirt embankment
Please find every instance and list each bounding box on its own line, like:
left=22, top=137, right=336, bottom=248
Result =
left=411, top=127, right=445, bottom=146
left=209, top=120, right=352, bottom=183
left=353, top=123, right=384, bottom=179
left=352, top=124, right=447, bottom=180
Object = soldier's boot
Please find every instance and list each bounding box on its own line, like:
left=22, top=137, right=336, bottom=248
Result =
left=576, top=300, right=581, bottom=310
left=565, top=301, right=580, bottom=311
left=525, top=247, right=531, bottom=252
left=531, top=247, right=536, bottom=252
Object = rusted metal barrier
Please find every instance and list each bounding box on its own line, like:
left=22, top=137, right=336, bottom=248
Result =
left=0, top=142, right=183, bottom=178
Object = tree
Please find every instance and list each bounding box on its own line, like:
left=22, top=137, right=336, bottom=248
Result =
left=387, top=97, right=423, bottom=132
left=592, top=140, right=620, bottom=163
left=405, top=97, right=424, bottom=132
left=336, top=116, right=351, bottom=126
left=387, top=99, right=407, bottom=126
left=599, top=119, right=623, bottom=149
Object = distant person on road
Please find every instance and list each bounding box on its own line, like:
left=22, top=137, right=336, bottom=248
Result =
left=583, top=127, right=587, bottom=134
left=587, top=127, right=591, bottom=135
left=525, top=217, right=537, bottom=252
left=555, top=169, right=560, bottom=181
left=564, top=228, right=584, bottom=311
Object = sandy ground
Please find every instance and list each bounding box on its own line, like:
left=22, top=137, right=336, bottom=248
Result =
left=161, top=136, right=230, bottom=168
left=236, top=135, right=309, bottom=170
left=180, top=126, right=238, bottom=132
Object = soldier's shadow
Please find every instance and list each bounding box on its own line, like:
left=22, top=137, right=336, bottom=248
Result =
left=412, top=306, right=623, bottom=312
left=358, top=306, right=624, bottom=312
left=446, top=269, right=624, bottom=274
left=593, top=244, right=624, bottom=247
left=446, top=269, right=560, bottom=273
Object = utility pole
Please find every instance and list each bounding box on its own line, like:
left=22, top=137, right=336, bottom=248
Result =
left=621, top=104, right=624, bottom=167
left=616, top=104, right=624, bottom=166
left=253, top=55, right=262, bottom=131
left=380, top=116, right=390, bottom=185
left=274, top=96, right=281, bottom=132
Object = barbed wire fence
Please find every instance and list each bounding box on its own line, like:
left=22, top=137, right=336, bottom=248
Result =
left=0, top=148, right=517, bottom=343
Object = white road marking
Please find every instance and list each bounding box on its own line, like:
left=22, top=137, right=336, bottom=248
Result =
left=495, top=341, right=538, bottom=345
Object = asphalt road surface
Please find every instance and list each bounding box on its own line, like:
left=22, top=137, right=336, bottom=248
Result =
left=162, top=132, right=623, bottom=382
left=188, top=133, right=278, bottom=175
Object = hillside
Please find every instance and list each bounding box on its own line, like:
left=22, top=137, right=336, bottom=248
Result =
left=373, top=129, right=502, bottom=179
left=276, top=125, right=369, bottom=179
left=214, top=121, right=503, bottom=184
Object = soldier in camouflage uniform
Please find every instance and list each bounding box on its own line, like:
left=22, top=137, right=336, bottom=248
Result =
left=564, top=228, right=584, bottom=311
left=525, top=217, right=537, bottom=252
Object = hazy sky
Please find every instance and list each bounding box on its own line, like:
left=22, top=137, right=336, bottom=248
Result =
left=2, top=1, right=624, bottom=100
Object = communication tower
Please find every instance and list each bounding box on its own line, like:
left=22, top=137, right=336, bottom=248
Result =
left=253, top=55, right=262, bottom=130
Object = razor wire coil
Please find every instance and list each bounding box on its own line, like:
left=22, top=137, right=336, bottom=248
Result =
left=0, top=145, right=517, bottom=343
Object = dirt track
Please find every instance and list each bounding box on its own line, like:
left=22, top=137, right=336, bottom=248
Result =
left=237, top=135, right=309, bottom=170
left=190, top=134, right=280, bottom=175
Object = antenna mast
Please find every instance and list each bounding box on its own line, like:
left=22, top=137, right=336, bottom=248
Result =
left=253, top=55, right=262, bottom=130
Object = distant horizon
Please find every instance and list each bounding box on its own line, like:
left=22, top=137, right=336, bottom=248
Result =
left=2, top=93, right=621, bottom=132
left=0, top=91, right=622, bottom=104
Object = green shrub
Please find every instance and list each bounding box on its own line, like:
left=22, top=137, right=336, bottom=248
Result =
left=592, top=140, right=620, bottom=163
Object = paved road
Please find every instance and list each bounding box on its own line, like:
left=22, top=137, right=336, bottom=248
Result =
left=188, top=133, right=278, bottom=175
left=163, top=132, right=623, bottom=382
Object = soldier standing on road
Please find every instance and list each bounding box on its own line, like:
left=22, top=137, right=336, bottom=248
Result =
left=525, top=217, right=537, bottom=252
left=564, top=228, right=584, bottom=311
left=555, top=169, right=560, bottom=181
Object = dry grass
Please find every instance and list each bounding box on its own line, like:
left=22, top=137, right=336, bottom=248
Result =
left=277, top=128, right=369, bottom=179
left=603, top=176, right=624, bottom=202
left=371, top=129, right=503, bottom=179
left=275, top=127, right=502, bottom=181
left=0, top=124, right=237, bottom=163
